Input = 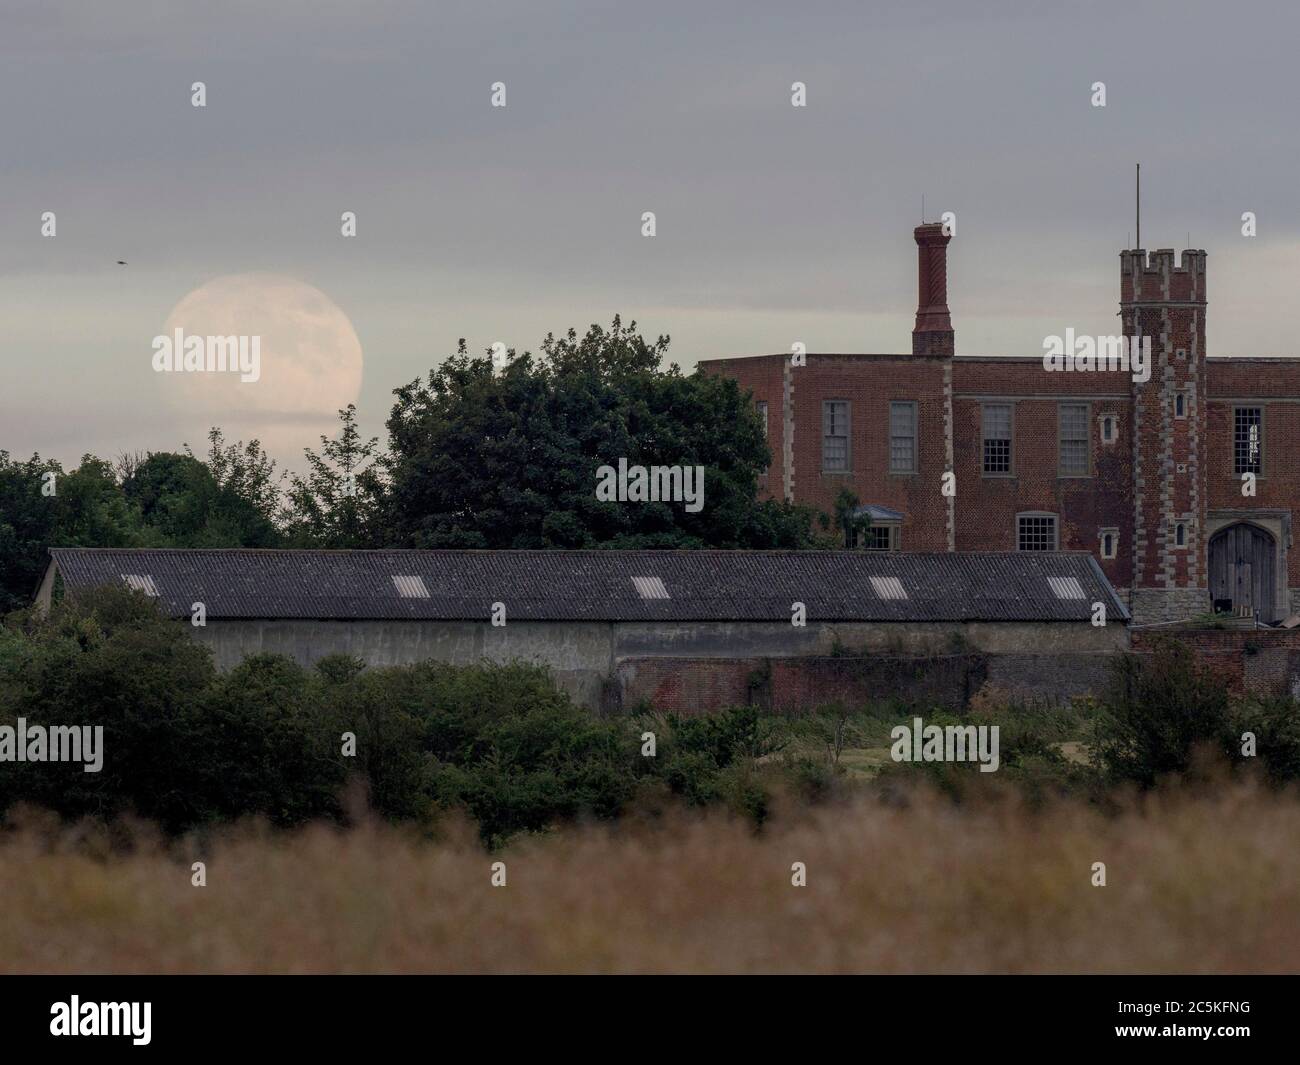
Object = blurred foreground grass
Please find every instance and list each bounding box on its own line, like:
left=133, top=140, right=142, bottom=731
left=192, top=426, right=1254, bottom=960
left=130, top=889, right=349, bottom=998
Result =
left=1, top=778, right=1295, bottom=974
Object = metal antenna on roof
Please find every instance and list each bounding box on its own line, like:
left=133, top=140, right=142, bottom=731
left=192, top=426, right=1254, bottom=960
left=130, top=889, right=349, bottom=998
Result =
left=921, top=194, right=925, bottom=223
left=1135, top=163, right=1140, bottom=250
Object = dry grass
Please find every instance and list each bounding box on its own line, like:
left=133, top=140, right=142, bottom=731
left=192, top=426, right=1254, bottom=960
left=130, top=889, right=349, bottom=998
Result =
left=1, top=780, right=1297, bottom=973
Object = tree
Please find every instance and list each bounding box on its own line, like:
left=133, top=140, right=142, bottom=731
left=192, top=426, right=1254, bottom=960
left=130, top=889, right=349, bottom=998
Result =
left=1093, top=640, right=1237, bottom=786
left=0, top=585, right=219, bottom=829
left=282, top=405, right=384, bottom=548
left=826, top=488, right=873, bottom=548
left=383, top=318, right=818, bottom=549
left=181, top=428, right=283, bottom=546
left=0, top=451, right=147, bottom=613
left=118, top=436, right=283, bottom=549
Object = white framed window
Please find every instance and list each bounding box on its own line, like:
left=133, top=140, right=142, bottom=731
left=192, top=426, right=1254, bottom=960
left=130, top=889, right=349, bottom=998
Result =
left=889, top=401, right=917, bottom=474
left=1100, top=413, right=1117, bottom=444
left=1058, top=403, right=1090, bottom=476
left=982, top=403, right=1012, bottom=474
left=1234, top=406, right=1263, bottom=475
left=1174, top=391, right=1186, bottom=419
left=1017, top=513, right=1058, bottom=552
left=822, top=400, right=850, bottom=472
left=862, top=524, right=900, bottom=551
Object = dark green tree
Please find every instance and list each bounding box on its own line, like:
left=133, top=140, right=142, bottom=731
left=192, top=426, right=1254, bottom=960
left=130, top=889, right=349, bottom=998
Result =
left=177, top=428, right=283, bottom=546
left=282, top=405, right=384, bottom=548
left=1093, top=640, right=1237, bottom=787
left=0, top=452, right=147, bottom=613
left=383, top=318, right=818, bottom=548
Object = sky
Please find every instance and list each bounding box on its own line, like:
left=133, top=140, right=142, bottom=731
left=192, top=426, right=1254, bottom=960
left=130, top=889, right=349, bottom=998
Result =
left=2, top=0, right=1298, bottom=470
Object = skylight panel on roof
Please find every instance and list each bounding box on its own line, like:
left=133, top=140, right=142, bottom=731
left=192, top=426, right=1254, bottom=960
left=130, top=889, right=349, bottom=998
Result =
left=1047, top=576, right=1086, bottom=600
left=120, top=574, right=158, bottom=597
left=392, top=575, right=431, bottom=598
left=631, top=576, right=670, bottom=600
left=869, top=576, right=908, bottom=600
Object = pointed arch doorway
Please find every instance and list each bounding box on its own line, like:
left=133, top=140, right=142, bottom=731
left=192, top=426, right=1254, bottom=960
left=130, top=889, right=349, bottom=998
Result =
left=1208, top=522, right=1277, bottom=621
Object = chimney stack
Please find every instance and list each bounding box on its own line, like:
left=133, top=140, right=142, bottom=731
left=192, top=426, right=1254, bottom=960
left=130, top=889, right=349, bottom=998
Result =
left=912, top=223, right=954, bottom=356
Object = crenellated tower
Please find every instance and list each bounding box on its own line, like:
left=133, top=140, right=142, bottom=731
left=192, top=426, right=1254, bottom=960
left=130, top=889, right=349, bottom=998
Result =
left=1121, top=247, right=1209, bottom=621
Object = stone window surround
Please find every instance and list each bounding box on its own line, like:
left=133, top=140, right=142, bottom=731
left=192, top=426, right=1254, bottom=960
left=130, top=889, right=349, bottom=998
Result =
left=1015, top=511, right=1059, bottom=552
left=1099, top=526, right=1119, bottom=560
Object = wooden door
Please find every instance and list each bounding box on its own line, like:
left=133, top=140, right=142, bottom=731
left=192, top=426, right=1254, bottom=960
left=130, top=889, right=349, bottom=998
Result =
left=1208, top=523, right=1277, bottom=621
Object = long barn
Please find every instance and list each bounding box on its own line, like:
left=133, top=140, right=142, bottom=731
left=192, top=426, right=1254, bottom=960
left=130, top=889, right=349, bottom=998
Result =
left=38, top=548, right=1129, bottom=711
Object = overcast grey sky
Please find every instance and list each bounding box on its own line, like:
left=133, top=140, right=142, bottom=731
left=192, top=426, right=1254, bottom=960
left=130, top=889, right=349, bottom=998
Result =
left=2, top=0, right=1297, bottom=469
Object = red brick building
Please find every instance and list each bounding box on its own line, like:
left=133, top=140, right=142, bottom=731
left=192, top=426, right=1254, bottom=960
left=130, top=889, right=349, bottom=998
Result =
left=701, top=226, right=1299, bottom=626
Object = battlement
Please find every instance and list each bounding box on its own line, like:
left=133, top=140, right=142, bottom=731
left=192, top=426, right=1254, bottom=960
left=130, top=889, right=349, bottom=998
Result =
left=1120, top=248, right=1207, bottom=304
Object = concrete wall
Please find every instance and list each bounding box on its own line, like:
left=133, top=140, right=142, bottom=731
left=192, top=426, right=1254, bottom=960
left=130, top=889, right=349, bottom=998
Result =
left=193, top=617, right=1128, bottom=712
left=193, top=619, right=618, bottom=709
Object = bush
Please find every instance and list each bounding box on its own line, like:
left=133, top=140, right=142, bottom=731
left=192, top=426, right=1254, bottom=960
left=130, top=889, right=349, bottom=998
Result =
left=197, top=654, right=345, bottom=826
left=1092, top=641, right=1236, bottom=787
left=781, top=755, right=836, bottom=804
left=664, top=704, right=783, bottom=768
left=0, top=594, right=641, bottom=843
left=1234, top=696, right=1300, bottom=786
left=0, top=587, right=218, bottom=830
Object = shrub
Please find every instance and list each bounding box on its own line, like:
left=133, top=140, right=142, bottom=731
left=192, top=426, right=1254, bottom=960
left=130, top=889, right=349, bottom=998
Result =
left=0, top=587, right=217, bottom=830
left=1092, top=641, right=1236, bottom=787
left=1234, top=696, right=1300, bottom=786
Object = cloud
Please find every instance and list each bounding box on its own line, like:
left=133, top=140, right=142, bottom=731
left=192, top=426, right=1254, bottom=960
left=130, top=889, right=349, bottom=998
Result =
left=3, top=0, right=1298, bottom=466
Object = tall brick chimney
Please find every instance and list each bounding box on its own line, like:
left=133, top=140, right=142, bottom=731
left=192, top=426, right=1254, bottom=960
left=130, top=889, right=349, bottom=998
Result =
left=912, top=222, right=954, bottom=356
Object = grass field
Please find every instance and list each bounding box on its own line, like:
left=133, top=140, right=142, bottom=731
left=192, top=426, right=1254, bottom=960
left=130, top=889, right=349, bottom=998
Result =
left=758, top=693, right=1098, bottom=780
left=2, top=777, right=1295, bottom=974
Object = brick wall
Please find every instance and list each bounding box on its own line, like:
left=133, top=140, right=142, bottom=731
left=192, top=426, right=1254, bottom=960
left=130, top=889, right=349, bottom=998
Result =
left=702, top=354, right=787, bottom=501
left=1122, top=249, right=1207, bottom=593
left=1130, top=627, right=1300, bottom=697
left=767, top=655, right=982, bottom=712
left=788, top=355, right=952, bottom=548
left=699, top=236, right=1300, bottom=630
left=950, top=382, right=1134, bottom=590
left=615, top=657, right=761, bottom=714
left=1206, top=365, right=1300, bottom=587
left=1205, top=362, right=1300, bottom=587
left=615, top=651, right=1119, bottom=714
left=701, top=353, right=955, bottom=549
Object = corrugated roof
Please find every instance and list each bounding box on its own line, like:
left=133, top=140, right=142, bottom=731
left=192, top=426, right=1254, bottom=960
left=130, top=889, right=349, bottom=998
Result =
left=46, top=548, right=1130, bottom=624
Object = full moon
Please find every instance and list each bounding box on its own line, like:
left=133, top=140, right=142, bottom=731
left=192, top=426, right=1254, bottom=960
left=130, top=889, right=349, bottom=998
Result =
left=161, top=273, right=364, bottom=465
